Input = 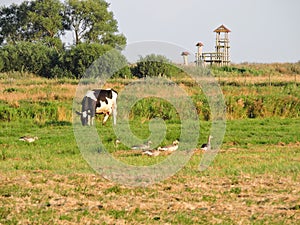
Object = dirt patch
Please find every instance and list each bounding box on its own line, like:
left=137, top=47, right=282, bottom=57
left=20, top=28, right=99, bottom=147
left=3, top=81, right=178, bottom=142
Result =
left=0, top=169, right=299, bottom=224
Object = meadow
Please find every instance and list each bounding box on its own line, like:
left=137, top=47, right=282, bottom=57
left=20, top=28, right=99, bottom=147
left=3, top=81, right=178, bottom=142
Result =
left=0, top=65, right=299, bottom=224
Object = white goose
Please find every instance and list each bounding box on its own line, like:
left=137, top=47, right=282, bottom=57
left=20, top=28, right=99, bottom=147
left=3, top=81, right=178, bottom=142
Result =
left=142, top=150, right=160, bottom=157
left=114, top=139, right=121, bottom=148
left=131, top=141, right=152, bottom=151
left=200, top=135, right=213, bottom=151
left=158, top=140, right=179, bottom=152
left=19, top=136, right=38, bottom=143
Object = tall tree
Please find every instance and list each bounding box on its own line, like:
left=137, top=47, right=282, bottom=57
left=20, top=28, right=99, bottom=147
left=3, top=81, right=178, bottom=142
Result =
left=65, top=0, right=126, bottom=47
left=0, top=2, right=31, bottom=44
left=27, top=0, right=65, bottom=50
left=0, top=0, right=65, bottom=50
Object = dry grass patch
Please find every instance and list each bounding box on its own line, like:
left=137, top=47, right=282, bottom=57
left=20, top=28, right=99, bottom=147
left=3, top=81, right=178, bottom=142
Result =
left=0, top=168, right=299, bottom=224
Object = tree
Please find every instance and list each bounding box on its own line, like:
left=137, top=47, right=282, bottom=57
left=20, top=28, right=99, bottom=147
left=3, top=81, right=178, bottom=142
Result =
left=65, top=0, right=126, bottom=47
left=0, top=0, right=65, bottom=50
left=0, top=0, right=128, bottom=78
left=0, top=2, right=31, bottom=44
left=134, top=54, right=178, bottom=78
left=63, top=43, right=111, bottom=78
left=0, top=0, right=126, bottom=49
left=62, top=43, right=130, bottom=78
left=27, top=0, right=65, bottom=50
left=0, top=41, right=58, bottom=77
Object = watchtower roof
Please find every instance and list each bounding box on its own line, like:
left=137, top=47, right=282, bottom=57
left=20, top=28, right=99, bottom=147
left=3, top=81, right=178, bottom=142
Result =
left=181, top=51, right=190, bottom=56
left=214, top=24, right=231, bottom=33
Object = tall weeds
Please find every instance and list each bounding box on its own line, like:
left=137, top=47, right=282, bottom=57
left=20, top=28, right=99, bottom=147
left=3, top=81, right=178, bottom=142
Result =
left=0, top=101, right=71, bottom=124
left=0, top=66, right=299, bottom=123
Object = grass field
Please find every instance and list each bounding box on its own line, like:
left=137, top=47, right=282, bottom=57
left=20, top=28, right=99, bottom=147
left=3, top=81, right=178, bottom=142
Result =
left=0, top=69, right=300, bottom=224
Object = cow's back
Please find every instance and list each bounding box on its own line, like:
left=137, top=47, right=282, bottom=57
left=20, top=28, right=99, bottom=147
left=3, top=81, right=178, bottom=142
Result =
left=93, top=89, right=113, bottom=103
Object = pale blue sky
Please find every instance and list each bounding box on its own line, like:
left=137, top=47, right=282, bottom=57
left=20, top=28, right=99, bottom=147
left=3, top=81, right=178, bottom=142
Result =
left=107, top=0, right=300, bottom=63
left=2, top=0, right=300, bottom=63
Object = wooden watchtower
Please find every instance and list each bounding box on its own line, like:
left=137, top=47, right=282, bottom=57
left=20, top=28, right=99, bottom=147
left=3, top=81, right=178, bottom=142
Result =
left=197, top=24, right=231, bottom=66
left=214, top=24, right=231, bottom=66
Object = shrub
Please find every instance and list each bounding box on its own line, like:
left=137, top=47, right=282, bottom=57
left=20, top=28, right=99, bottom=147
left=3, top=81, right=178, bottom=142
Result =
left=0, top=42, right=59, bottom=78
left=0, top=101, right=60, bottom=123
left=133, top=54, right=180, bottom=78
left=63, top=43, right=129, bottom=79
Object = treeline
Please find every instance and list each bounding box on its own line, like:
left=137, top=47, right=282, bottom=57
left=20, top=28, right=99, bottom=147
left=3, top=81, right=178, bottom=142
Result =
left=0, top=0, right=128, bottom=78
left=0, top=41, right=129, bottom=78
left=0, top=1, right=185, bottom=79
left=0, top=39, right=181, bottom=78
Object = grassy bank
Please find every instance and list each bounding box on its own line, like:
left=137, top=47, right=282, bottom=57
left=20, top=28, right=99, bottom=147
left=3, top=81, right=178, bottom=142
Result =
left=0, top=67, right=299, bottom=224
left=0, top=70, right=299, bottom=123
left=0, top=118, right=299, bottom=224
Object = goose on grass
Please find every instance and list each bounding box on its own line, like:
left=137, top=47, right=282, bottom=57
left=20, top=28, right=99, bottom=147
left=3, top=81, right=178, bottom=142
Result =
left=158, top=140, right=179, bottom=152
left=142, top=150, right=160, bottom=157
left=19, top=136, right=38, bottom=143
left=131, top=141, right=152, bottom=151
left=114, top=139, right=121, bottom=148
left=200, top=135, right=213, bottom=151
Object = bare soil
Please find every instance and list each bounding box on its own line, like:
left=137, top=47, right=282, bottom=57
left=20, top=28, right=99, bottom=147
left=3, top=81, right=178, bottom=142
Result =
left=1, top=154, right=299, bottom=224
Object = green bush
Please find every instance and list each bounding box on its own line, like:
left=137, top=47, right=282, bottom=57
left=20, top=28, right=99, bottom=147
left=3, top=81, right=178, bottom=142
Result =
left=133, top=54, right=180, bottom=78
left=0, top=42, right=58, bottom=78
left=63, top=43, right=129, bottom=79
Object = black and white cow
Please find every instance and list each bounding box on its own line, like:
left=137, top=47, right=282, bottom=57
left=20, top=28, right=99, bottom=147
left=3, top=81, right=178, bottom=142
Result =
left=76, top=89, right=118, bottom=126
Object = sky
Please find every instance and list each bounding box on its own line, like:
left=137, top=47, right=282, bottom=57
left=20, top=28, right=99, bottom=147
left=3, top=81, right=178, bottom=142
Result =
left=2, top=0, right=300, bottom=63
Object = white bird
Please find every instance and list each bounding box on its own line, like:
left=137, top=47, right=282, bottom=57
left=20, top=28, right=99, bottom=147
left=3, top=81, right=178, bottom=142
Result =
left=201, top=135, right=213, bottom=151
left=158, top=140, right=179, bottom=152
left=142, top=150, right=160, bottom=157
left=131, top=141, right=152, bottom=150
left=19, top=136, right=38, bottom=143
left=114, top=139, right=121, bottom=148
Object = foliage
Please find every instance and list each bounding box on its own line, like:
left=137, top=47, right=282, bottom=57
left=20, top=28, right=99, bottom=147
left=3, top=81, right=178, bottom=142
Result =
left=0, top=0, right=65, bottom=49
left=64, top=0, right=126, bottom=46
left=63, top=43, right=110, bottom=78
left=212, top=65, right=264, bottom=76
left=112, top=65, right=132, bottom=79
left=0, top=42, right=58, bottom=78
left=63, top=43, right=129, bottom=79
left=0, top=100, right=70, bottom=124
left=133, top=54, right=180, bottom=78
left=129, top=98, right=180, bottom=122
left=0, top=41, right=130, bottom=79
left=0, top=1, right=31, bottom=44
left=27, top=0, right=65, bottom=49
left=0, top=0, right=125, bottom=48
left=0, top=0, right=127, bottom=78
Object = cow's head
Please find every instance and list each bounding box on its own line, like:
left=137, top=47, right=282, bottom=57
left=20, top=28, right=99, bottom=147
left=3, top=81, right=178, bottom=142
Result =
left=76, top=95, right=92, bottom=126
left=75, top=110, right=88, bottom=126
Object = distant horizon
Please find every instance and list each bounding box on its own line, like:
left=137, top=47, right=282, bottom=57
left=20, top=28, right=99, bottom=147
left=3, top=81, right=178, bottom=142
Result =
left=1, top=0, right=300, bottom=64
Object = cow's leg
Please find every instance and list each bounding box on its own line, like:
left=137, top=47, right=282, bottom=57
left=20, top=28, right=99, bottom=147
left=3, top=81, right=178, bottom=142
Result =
left=112, top=105, right=117, bottom=125
left=88, top=100, right=96, bottom=126
left=102, top=113, right=110, bottom=125
left=102, top=106, right=113, bottom=125
left=87, top=114, right=91, bottom=126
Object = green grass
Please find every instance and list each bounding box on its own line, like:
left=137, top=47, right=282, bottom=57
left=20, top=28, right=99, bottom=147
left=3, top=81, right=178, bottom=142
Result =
left=1, top=117, right=299, bottom=172
left=0, top=120, right=91, bottom=173
left=223, top=118, right=300, bottom=148
left=0, top=73, right=299, bottom=224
